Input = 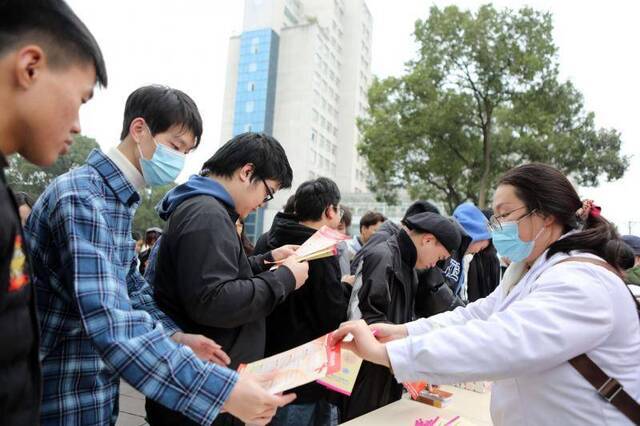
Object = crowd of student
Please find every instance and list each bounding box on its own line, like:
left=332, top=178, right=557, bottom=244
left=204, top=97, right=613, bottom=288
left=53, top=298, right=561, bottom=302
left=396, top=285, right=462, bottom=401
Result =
left=1, top=1, right=639, bottom=426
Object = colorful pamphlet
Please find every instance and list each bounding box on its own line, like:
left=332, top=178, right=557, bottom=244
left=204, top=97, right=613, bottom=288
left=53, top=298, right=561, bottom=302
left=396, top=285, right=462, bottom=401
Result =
left=268, top=226, right=349, bottom=267
left=238, top=333, right=341, bottom=394
left=317, top=348, right=363, bottom=395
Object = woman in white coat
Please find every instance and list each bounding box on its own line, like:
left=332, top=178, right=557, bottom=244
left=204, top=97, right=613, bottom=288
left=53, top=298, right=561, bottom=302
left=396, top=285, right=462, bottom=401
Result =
left=333, top=163, right=640, bottom=425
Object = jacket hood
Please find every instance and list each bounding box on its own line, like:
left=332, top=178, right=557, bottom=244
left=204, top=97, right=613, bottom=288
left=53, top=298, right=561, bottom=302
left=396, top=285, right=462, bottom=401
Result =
left=156, top=175, right=235, bottom=221
left=265, top=212, right=312, bottom=248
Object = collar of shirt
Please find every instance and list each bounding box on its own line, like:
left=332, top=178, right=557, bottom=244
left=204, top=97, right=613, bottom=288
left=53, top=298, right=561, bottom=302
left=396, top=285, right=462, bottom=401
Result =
left=106, top=146, right=145, bottom=193
left=87, top=148, right=140, bottom=206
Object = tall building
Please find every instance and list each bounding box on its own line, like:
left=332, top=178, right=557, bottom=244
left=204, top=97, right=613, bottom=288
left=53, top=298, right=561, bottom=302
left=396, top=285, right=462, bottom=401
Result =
left=221, top=0, right=373, bottom=241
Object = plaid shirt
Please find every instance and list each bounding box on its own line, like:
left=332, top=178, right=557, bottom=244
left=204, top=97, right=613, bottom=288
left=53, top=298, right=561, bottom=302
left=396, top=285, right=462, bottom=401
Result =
left=24, top=149, right=238, bottom=426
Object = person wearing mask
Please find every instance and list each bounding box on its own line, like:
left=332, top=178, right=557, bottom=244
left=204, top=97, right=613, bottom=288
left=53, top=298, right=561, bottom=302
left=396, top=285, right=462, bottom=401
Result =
left=25, top=86, right=293, bottom=425
left=147, top=132, right=309, bottom=425
left=254, top=177, right=351, bottom=426
left=334, top=163, right=640, bottom=426
left=344, top=212, right=461, bottom=420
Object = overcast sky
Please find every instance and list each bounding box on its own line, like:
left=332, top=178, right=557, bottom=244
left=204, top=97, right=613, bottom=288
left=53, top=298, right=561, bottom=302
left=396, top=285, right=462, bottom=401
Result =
left=67, top=0, right=640, bottom=233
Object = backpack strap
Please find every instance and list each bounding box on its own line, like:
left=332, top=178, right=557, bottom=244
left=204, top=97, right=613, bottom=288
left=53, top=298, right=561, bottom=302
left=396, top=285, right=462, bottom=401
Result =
left=554, top=256, right=640, bottom=425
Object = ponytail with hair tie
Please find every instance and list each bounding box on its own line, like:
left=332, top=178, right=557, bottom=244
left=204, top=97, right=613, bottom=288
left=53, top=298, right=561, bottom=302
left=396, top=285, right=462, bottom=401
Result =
left=576, top=199, right=602, bottom=226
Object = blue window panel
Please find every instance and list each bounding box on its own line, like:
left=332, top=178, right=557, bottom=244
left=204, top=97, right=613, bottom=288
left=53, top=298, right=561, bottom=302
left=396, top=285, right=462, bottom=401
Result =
left=231, top=29, right=279, bottom=239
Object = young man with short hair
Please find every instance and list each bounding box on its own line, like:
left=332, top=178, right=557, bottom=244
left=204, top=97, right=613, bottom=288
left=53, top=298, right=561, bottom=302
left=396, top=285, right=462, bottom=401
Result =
left=25, top=87, right=293, bottom=425
left=359, top=211, right=386, bottom=245
left=254, top=177, right=353, bottom=425
left=344, top=211, right=386, bottom=267
left=345, top=212, right=461, bottom=420
left=0, top=0, right=107, bottom=423
left=148, top=132, right=309, bottom=425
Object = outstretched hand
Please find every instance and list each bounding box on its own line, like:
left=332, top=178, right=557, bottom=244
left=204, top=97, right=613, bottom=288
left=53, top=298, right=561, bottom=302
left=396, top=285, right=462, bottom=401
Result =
left=223, top=371, right=296, bottom=425
left=330, top=320, right=391, bottom=368
left=172, top=332, right=231, bottom=366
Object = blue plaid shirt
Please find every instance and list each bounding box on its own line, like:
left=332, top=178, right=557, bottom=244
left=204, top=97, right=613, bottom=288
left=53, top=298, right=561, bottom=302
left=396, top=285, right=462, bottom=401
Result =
left=24, top=149, right=238, bottom=426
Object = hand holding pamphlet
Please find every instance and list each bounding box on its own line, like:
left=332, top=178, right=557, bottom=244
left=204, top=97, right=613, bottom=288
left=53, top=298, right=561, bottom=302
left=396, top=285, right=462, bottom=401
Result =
left=268, top=226, right=349, bottom=267
left=238, top=331, right=363, bottom=396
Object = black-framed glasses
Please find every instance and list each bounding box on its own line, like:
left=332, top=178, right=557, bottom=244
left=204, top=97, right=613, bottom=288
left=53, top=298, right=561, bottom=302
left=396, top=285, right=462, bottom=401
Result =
left=488, top=207, right=535, bottom=231
left=261, top=179, right=274, bottom=203
left=333, top=205, right=344, bottom=219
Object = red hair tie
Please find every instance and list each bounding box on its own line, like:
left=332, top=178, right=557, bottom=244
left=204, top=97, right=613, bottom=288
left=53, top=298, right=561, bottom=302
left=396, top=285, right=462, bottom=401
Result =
left=577, top=199, right=601, bottom=221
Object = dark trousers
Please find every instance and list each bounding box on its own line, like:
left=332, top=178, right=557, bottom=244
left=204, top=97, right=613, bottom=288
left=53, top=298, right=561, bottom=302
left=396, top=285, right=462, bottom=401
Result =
left=342, top=361, right=403, bottom=422
left=145, top=398, right=244, bottom=426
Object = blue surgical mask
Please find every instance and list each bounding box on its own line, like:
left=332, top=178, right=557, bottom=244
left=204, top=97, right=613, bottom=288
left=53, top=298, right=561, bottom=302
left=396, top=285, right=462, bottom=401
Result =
left=491, top=221, right=544, bottom=263
left=137, top=130, right=186, bottom=187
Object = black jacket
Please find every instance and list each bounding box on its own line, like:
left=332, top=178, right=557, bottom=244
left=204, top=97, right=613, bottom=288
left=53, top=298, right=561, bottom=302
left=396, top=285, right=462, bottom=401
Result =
left=152, top=195, right=296, bottom=366
left=414, top=267, right=465, bottom=318
left=0, top=156, right=41, bottom=426
left=346, top=230, right=417, bottom=420
left=466, top=242, right=501, bottom=302
left=254, top=213, right=351, bottom=403
left=351, top=220, right=464, bottom=319
left=358, top=230, right=418, bottom=325
left=350, top=220, right=400, bottom=275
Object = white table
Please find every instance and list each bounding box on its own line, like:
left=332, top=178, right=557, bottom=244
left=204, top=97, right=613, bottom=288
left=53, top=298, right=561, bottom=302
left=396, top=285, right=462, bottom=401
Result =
left=341, top=385, right=493, bottom=426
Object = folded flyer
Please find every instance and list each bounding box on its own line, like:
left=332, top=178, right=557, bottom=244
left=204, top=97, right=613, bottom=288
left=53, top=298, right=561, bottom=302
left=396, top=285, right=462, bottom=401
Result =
left=238, top=333, right=342, bottom=394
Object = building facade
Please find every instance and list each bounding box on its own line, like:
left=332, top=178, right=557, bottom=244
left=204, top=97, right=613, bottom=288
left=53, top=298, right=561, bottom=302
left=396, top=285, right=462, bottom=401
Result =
left=221, top=0, right=373, bottom=241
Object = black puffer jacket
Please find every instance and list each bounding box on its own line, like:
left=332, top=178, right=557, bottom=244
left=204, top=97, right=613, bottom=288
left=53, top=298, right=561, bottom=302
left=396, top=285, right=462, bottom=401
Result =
left=351, top=220, right=465, bottom=319
left=466, top=242, right=501, bottom=302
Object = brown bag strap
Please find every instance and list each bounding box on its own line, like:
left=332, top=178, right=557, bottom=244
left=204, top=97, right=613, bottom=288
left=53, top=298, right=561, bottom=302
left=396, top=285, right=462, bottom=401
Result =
left=568, top=354, right=640, bottom=425
left=555, top=257, right=640, bottom=425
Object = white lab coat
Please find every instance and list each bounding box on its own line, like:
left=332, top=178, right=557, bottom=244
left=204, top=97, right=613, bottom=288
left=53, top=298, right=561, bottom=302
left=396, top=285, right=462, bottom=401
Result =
left=387, top=250, right=640, bottom=425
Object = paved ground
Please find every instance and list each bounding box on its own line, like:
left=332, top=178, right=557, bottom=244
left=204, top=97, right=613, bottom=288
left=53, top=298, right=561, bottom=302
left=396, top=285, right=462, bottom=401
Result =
left=116, top=381, right=148, bottom=426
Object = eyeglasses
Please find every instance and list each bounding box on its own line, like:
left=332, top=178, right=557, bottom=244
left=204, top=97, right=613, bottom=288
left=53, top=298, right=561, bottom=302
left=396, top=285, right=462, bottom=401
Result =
left=261, top=179, right=274, bottom=203
left=334, top=205, right=345, bottom=219
left=488, top=207, right=536, bottom=231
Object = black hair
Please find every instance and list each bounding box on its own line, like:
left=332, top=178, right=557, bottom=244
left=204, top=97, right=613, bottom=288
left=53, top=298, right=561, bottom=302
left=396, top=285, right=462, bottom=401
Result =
left=144, top=231, right=161, bottom=246
left=131, top=231, right=142, bottom=241
left=481, top=208, right=493, bottom=221
left=360, top=211, right=386, bottom=230
left=283, top=195, right=296, bottom=214
left=619, top=242, right=636, bottom=271
left=403, top=200, right=440, bottom=220
left=499, top=163, right=625, bottom=270
left=14, top=191, right=34, bottom=208
left=201, top=132, right=293, bottom=188
left=120, top=85, right=203, bottom=148
left=294, top=177, right=341, bottom=222
left=0, top=0, right=107, bottom=87
left=340, top=205, right=352, bottom=228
